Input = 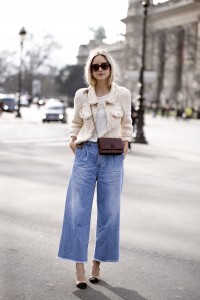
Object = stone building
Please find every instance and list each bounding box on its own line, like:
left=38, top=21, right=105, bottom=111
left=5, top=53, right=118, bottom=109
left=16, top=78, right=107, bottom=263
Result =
left=77, top=0, right=200, bottom=107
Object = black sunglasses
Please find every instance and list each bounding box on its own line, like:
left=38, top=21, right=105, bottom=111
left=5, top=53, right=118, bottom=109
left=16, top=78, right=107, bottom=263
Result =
left=91, top=62, right=111, bottom=72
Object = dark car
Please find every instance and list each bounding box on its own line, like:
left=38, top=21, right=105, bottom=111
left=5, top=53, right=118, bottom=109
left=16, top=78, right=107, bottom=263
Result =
left=0, top=94, right=17, bottom=112
left=42, top=99, right=67, bottom=123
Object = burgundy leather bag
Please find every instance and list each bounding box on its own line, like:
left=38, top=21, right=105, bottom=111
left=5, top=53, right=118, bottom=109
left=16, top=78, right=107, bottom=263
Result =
left=98, top=137, right=124, bottom=155
left=89, top=101, right=124, bottom=155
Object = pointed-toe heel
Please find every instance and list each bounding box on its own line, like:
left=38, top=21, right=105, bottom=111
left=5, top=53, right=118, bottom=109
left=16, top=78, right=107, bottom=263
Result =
left=75, top=271, right=87, bottom=289
left=89, top=274, right=100, bottom=284
left=76, top=281, right=87, bottom=289
left=89, top=262, right=100, bottom=284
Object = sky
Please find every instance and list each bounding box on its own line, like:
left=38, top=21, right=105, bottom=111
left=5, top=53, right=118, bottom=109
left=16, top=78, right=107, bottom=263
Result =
left=0, top=0, right=169, bottom=68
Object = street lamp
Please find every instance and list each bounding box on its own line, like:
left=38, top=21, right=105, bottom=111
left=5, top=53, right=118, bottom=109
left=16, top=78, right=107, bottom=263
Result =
left=16, top=27, right=27, bottom=118
left=134, top=0, right=149, bottom=144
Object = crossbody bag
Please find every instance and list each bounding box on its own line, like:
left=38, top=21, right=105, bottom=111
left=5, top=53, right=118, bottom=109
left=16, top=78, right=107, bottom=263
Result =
left=90, top=104, right=124, bottom=155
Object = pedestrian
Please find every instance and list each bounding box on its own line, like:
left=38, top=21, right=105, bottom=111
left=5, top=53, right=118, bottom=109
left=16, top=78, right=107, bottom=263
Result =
left=128, top=102, right=138, bottom=150
left=151, top=101, right=158, bottom=118
left=58, top=48, right=133, bottom=289
left=176, top=102, right=184, bottom=119
left=131, top=102, right=138, bottom=131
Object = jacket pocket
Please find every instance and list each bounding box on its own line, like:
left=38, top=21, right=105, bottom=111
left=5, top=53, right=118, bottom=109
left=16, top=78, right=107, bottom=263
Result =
left=79, top=109, right=92, bottom=120
left=111, top=110, right=123, bottom=128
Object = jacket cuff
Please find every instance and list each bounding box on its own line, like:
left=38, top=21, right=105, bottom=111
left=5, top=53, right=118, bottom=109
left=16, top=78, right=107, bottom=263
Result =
left=122, top=137, right=132, bottom=142
left=69, top=132, right=78, bottom=138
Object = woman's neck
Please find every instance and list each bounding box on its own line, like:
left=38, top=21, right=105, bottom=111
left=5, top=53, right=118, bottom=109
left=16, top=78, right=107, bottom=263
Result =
left=95, top=82, right=111, bottom=97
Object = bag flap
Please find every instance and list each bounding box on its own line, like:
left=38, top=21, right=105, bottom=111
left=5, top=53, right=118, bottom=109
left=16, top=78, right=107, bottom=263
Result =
left=98, top=138, right=123, bottom=150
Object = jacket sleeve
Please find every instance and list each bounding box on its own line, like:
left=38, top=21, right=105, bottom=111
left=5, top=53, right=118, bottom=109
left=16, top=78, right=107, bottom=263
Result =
left=69, top=90, right=83, bottom=138
left=120, top=89, right=133, bottom=142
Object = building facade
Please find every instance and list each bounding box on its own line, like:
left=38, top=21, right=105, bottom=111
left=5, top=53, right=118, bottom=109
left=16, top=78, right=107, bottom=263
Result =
left=77, top=0, right=200, bottom=107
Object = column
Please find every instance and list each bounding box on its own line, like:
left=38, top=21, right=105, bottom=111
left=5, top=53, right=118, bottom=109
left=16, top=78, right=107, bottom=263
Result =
left=161, top=28, right=180, bottom=104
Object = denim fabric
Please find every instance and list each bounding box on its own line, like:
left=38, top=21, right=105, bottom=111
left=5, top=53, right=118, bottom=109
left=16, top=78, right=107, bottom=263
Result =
left=58, top=141, right=124, bottom=263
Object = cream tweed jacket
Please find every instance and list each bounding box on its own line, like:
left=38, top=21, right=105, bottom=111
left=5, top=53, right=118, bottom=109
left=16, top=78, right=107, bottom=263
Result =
left=70, top=83, right=133, bottom=144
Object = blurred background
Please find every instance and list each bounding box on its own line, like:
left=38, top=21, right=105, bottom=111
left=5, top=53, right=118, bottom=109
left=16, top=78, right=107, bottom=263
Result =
left=0, top=0, right=199, bottom=121
left=1, top=1, right=200, bottom=299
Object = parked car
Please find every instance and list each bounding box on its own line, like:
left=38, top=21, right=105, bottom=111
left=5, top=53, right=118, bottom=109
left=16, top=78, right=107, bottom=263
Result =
left=0, top=94, right=17, bottom=112
left=42, top=99, right=67, bottom=123
left=38, top=98, right=45, bottom=106
left=32, top=96, right=46, bottom=107
left=20, top=95, right=30, bottom=107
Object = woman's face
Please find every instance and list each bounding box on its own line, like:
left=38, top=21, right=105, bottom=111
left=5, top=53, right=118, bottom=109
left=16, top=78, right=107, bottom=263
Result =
left=91, top=55, right=111, bottom=83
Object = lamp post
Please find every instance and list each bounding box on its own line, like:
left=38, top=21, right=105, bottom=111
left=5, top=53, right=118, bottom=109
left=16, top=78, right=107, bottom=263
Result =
left=16, top=27, right=27, bottom=118
left=134, top=0, right=149, bottom=144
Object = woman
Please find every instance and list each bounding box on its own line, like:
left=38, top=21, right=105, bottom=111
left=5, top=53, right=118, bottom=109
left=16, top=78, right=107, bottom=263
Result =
left=58, top=48, right=132, bottom=289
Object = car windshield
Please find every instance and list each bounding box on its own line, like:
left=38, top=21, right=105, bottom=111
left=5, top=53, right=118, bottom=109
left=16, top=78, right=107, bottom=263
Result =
left=2, top=98, right=16, bottom=104
left=47, top=106, right=63, bottom=110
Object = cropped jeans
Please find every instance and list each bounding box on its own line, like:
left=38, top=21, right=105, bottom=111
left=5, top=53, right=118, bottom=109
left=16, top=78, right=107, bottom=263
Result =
left=58, top=141, right=124, bottom=263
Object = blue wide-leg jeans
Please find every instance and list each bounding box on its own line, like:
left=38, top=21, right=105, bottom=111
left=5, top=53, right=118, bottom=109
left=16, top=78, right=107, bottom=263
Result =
left=58, top=141, right=124, bottom=263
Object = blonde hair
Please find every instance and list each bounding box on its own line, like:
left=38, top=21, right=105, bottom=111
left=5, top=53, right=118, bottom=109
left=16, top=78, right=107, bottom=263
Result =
left=84, top=48, right=120, bottom=87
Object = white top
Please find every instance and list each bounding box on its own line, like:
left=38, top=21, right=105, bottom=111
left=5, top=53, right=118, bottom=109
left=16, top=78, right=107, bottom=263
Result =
left=89, top=95, right=107, bottom=142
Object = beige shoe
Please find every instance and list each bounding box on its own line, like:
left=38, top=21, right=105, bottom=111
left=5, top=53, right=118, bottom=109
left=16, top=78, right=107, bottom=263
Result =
left=76, top=280, right=87, bottom=289
left=76, top=272, right=87, bottom=289
left=89, top=266, right=100, bottom=284
left=89, top=274, right=100, bottom=284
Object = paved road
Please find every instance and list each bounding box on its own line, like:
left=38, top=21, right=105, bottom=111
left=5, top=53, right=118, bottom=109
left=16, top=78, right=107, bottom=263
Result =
left=0, top=107, right=200, bottom=300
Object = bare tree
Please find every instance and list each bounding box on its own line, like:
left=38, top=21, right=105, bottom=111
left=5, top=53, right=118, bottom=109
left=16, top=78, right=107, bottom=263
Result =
left=24, top=34, right=61, bottom=75
left=0, top=51, right=17, bottom=91
left=1, top=33, right=61, bottom=96
left=22, top=33, right=61, bottom=95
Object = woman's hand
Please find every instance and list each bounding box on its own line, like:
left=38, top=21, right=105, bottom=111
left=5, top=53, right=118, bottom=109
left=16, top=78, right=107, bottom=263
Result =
left=70, top=141, right=77, bottom=154
left=123, top=140, right=129, bottom=156
left=70, top=137, right=77, bottom=154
